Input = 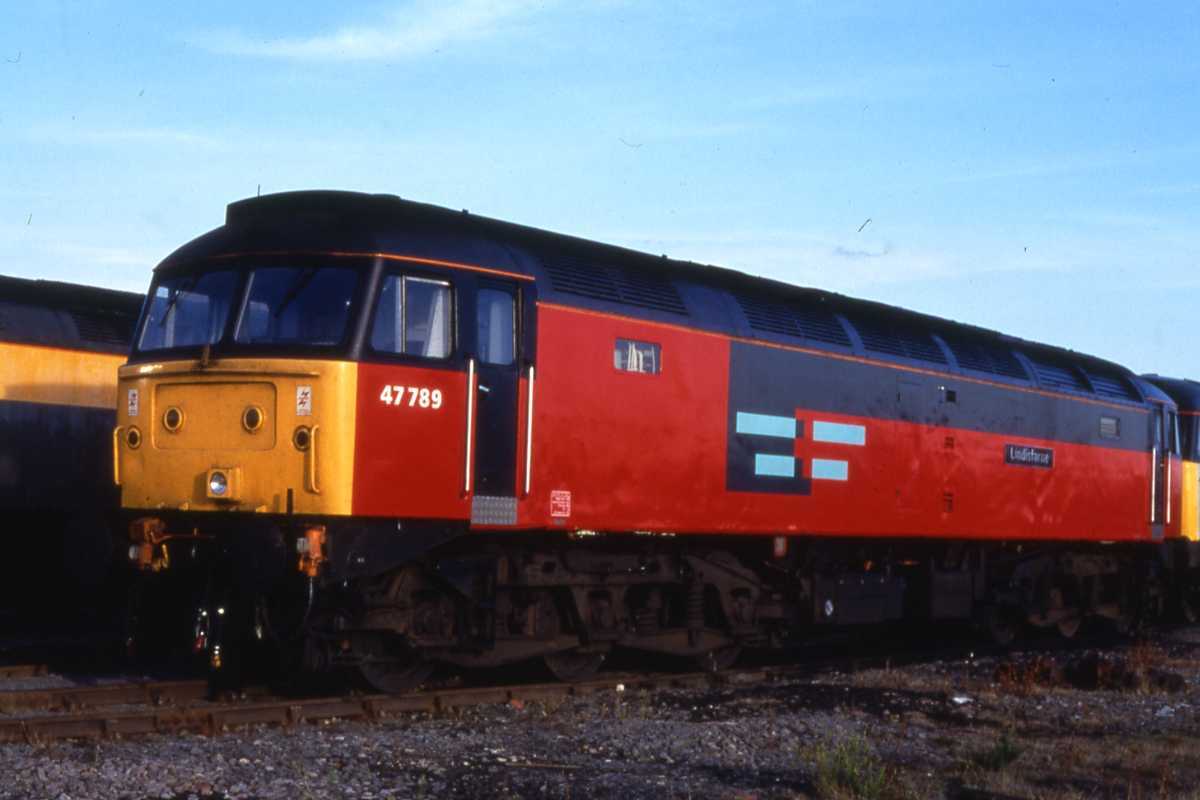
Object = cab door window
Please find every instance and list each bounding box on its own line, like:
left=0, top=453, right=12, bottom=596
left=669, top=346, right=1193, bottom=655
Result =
left=370, top=275, right=452, bottom=358
left=477, top=287, right=515, bottom=366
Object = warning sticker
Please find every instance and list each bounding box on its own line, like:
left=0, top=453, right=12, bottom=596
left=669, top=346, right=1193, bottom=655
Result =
left=296, top=385, right=313, bottom=416
left=550, top=490, right=572, bottom=518
left=127, top=389, right=139, bottom=417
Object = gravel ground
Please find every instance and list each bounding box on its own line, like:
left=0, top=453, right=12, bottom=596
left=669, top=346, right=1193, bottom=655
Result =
left=0, top=628, right=1198, bottom=800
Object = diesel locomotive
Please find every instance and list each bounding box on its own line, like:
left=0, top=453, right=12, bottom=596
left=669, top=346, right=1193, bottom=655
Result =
left=0, top=274, right=142, bottom=627
left=115, top=191, right=1200, bottom=689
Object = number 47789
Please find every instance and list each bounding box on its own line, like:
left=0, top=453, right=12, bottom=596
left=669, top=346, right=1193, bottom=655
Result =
left=379, top=385, right=443, bottom=409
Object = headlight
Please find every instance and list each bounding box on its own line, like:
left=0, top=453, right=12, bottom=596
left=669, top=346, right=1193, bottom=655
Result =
left=126, top=426, right=142, bottom=449
left=204, top=467, right=241, bottom=500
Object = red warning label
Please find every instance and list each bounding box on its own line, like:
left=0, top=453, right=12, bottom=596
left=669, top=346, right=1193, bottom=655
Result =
left=550, top=490, right=572, bottom=518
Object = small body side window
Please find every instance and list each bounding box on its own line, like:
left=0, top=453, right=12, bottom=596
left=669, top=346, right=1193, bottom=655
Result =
left=370, top=275, right=452, bottom=358
left=614, top=338, right=661, bottom=374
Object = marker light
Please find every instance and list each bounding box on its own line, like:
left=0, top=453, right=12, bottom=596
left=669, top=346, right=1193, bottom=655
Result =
left=293, top=426, right=312, bottom=451
left=242, top=406, right=264, bottom=433
left=163, top=407, right=184, bottom=432
left=209, top=471, right=228, bottom=496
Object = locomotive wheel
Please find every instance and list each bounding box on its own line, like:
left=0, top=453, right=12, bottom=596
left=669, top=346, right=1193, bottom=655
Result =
left=1180, top=584, right=1199, bottom=625
left=355, top=634, right=434, bottom=694
left=544, top=650, right=606, bottom=682
left=986, top=606, right=1019, bottom=647
left=1056, top=616, right=1083, bottom=639
left=694, top=645, right=741, bottom=673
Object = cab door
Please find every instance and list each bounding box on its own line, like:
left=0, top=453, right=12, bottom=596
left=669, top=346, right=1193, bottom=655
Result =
left=470, top=280, right=521, bottom=525
left=1151, top=407, right=1182, bottom=538
left=1152, top=407, right=1166, bottom=538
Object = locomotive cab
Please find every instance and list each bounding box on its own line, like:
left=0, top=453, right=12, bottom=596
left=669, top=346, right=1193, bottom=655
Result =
left=115, top=215, right=537, bottom=591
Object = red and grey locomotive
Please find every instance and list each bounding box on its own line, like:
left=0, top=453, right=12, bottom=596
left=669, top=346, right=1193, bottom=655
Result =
left=114, top=191, right=1200, bottom=688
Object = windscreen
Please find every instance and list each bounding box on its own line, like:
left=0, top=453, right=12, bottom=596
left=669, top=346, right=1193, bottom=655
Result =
left=138, top=270, right=239, bottom=351
left=234, top=267, right=358, bottom=346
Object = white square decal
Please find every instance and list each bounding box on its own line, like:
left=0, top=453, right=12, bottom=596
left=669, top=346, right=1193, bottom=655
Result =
left=296, top=385, right=312, bottom=416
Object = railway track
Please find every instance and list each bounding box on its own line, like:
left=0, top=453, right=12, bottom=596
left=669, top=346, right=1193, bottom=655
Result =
left=3, top=624, right=1164, bottom=745
left=0, top=664, right=48, bottom=680
left=0, top=625, right=996, bottom=744
left=0, top=661, right=859, bottom=745
left=0, top=678, right=210, bottom=714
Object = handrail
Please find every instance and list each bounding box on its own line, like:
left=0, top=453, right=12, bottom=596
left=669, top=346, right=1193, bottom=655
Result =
left=112, top=426, right=123, bottom=487
left=464, top=358, right=476, bottom=494
left=1166, top=450, right=1172, bottom=525
left=523, top=365, right=535, bottom=496
left=1151, top=447, right=1159, bottom=524
left=307, top=425, right=322, bottom=494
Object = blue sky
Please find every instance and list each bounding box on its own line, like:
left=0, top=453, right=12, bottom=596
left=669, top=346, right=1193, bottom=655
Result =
left=3, top=1, right=1198, bottom=376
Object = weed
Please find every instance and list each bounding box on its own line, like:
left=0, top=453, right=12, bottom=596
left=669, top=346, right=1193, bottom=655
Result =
left=971, top=732, right=1023, bottom=771
left=807, top=734, right=896, bottom=800
left=993, top=655, right=1061, bottom=695
left=1127, top=639, right=1166, bottom=673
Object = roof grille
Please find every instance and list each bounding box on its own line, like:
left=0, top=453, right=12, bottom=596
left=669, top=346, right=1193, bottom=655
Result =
left=542, top=254, right=621, bottom=303
left=941, top=334, right=1028, bottom=380
left=848, top=315, right=947, bottom=364
left=616, top=267, right=689, bottom=315
left=733, top=294, right=851, bottom=347
left=542, top=254, right=687, bottom=315
left=1026, top=354, right=1090, bottom=393
left=1084, top=369, right=1140, bottom=402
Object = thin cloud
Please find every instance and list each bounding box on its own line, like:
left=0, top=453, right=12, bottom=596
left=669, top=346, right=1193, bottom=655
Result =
left=741, top=65, right=940, bottom=111
left=197, top=0, right=555, bottom=61
left=47, top=242, right=160, bottom=268
left=834, top=243, right=891, bottom=260
left=31, top=125, right=222, bottom=149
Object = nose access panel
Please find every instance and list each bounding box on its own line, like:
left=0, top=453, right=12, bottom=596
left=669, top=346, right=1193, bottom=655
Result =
left=154, top=382, right=277, bottom=450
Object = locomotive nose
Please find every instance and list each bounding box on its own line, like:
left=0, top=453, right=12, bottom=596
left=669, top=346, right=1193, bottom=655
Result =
left=116, top=360, right=355, bottom=517
left=154, top=381, right=278, bottom=451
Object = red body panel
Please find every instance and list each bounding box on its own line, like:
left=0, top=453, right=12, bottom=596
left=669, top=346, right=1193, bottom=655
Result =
left=527, top=304, right=1155, bottom=542
left=353, top=363, right=470, bottom=520
left=526, top=305, right=731, bottom=532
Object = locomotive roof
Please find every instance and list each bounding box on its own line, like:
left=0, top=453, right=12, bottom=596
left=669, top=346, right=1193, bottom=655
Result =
left=1142, top=375, right=1200, bottom=410
left=0, top=274, right=143, bottom=354
left=158, top=190, right=1147, bottom=405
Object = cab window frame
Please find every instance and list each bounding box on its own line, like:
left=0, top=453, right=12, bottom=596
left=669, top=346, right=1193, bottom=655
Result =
left=134, top=266, right=247, bottom=355
left=232, top=265, right=362, bottom=349
left=366, top=270, right=457, bottom=362
left=130, top=257, right=372, bottom=363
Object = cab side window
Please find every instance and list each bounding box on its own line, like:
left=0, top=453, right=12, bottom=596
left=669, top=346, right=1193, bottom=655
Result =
left=370, top=275, right=452, bottom=358
left=477, top=287, right=515, bottom=366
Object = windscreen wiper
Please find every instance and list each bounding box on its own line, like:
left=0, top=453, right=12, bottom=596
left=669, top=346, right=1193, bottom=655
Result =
left=273, top=267, right=319, bottom=318
left=157, top=274, right=200, bottom=327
